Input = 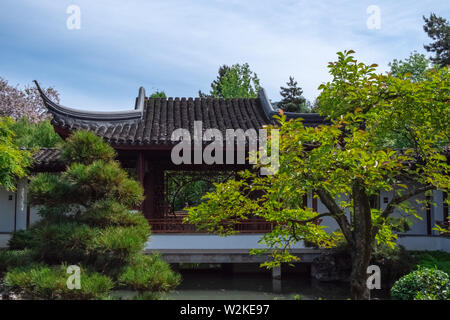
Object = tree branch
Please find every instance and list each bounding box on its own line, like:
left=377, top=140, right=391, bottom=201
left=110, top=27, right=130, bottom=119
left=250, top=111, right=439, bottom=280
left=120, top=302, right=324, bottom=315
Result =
left=380, top=184, right=435, bottom=220
left=316, top=188, right=353, bottom=245
left=288, top=212, right=331, bottom=225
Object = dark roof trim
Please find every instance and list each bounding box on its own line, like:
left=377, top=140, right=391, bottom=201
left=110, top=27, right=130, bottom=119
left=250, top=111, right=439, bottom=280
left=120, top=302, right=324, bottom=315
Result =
left=257, top=88, right=328, bottom=125
left=34, top=80, right=145, bottom=121
left=257, top=88, right=276, bottom=122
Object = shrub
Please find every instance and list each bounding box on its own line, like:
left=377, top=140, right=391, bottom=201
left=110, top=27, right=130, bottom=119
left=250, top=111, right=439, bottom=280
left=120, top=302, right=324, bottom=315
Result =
left=371, top=244, right=415, bottom=286
left=95, top=226, right=148, bottom=252
left=118, top=254, right=181, bottom=292
left=0, top=250, right=34, bottom=274
left=60, top=130, right=116, bottom=165
left=4, top=264, right=113, bottom=300
left=391, top=267, right=450, bottom=300
left=30, top=222, right=94, bottom=264
left=412, top=251, right=450, bottom=275
left=8, top=230, right=35, bottom=250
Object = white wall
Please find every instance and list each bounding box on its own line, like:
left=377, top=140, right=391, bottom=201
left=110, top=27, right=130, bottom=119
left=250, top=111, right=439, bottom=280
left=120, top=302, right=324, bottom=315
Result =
left=15, top=179, right=28, bottom=231
left=0, top=179, right=34, bottom=248
left=146, top=234, right=306, bottom=250
left=0, top=234, right=11, bottom=247
left=0, top=187, right=15, bottom=233
left=397, top=236, right=450, bottom=252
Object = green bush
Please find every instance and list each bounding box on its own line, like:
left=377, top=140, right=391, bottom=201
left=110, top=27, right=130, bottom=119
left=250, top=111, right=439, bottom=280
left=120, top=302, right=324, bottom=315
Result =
left=8, top=230, right=35, bottom=250
left=371, top=244, right=415, bottom=286
left=411, top=251, right=450, bottom=275
left=31, top=222, right=94, bottom=264
left=391, top=267, right=450, bottom=300
left=59, top=130, right=116, bottom=165
left=0, top=250, right=34, bottom=274
left=4, top=264, right=113, bottom=300
left=118, top=254, right=181, bottom=292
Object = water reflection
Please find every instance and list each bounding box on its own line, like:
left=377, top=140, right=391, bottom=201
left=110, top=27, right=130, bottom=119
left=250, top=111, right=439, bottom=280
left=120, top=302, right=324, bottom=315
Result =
left=165, top=269, right=352, bottom=300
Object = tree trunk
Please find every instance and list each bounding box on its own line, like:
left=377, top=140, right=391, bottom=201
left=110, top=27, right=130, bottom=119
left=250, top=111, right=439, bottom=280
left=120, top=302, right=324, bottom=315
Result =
left=350, top=245, right=371, bottom=300
left=350, top=179, right=374, bottom=300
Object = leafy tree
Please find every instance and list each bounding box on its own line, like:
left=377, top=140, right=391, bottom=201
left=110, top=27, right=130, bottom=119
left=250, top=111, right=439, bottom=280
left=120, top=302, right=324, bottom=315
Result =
left=12, top=118, right=62, bottom=148
left=3, top=130, right=180, bottom=299
left=0, top=78, right=59, bottom=123
left=278, top=76, right=308, bottom=112
left=0, top=117, right=32, bottom=191
left=389, top=51, right=432, bottom=82
left=186, top=51, right=449, bottom=300
left=423, top=13, right=450, bottom=67
left=199, top=65, right=230, bottom=98
left=150, top=91, right=167, bottom=98
left=201, top=63, right=261, bottom=98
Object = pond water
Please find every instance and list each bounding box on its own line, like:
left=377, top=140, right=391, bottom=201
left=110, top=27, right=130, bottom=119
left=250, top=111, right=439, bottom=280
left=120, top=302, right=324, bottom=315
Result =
left=163, top=268, right=352, bottom=300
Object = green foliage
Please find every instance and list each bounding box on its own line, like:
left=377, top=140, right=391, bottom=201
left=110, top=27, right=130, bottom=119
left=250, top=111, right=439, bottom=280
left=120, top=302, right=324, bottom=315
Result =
left=0, top=250, right=34, bottom=275
left=391, top=267, right=450, bottom=300
left=412, top=251, right=450, bottom=275
left=12, top=118, right=62, bottom=148
left=186, top=51, right=449, bottom=299
left=3, top=130, right=178, bottom=299
left=389, top=51, right=432, bottom=82
left=371, top=244, right=415, bottom=285
left=118, top=254, right=181, bottom=292
left=27, top=173, right=74, bottom=207
left=64, top=160, right=144, bottom=207
left=150, top=91, right=167, bottom=98
left=166, top=171, right=232, bottom=211
left=92, top=225, right=148, bottom=260
left=208, top=63, right=261, bottom=98
left=278, top=76, right=308, bottom=112
left=30, top=221, right=95, bottom=264
left=4, top=264, right=113, bottom=300
left=29, top=161, right=143, bottom=208
left=423, top=13, right=450, bottom=67
left=8, top=230, right=37, bottom=250
left=78, top=200, right=148, bottom=228
left=60, top=130, right=116, bottom=165
left=0, top=116, right=32, bottom=190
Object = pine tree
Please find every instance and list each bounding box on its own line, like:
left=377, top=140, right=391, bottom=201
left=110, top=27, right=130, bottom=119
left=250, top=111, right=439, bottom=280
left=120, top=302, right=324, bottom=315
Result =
left=423, top=13, right=450, bottom=67
left=4, top=131, right=180, bottom=299
left=278, top=76, right=307, bottom=113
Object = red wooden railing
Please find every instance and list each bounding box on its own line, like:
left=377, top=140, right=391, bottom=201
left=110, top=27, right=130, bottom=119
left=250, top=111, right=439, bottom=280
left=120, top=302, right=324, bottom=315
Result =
left=148, top=217, right=275, bottom=234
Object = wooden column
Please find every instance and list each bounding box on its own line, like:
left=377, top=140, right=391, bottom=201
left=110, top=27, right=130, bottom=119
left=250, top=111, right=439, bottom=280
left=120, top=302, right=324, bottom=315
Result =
left=302, top=194, right=308, bottom=209
left=136, top=152, right=145, bottom=187
left=426, top=195, right=432, bottom=235
left=136, top=152, right=146, bottom=213
left=143, top=165, right=165, bottom=219
left=312, top=191, right=318, bottom=212
left=443, top=192, right=448, bottom=222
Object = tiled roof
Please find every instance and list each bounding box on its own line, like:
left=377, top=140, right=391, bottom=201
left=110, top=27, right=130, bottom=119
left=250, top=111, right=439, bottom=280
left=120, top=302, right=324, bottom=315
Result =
left=35, top=81, right=326, bottom=146
left=32, top=148, right=62, bottom=171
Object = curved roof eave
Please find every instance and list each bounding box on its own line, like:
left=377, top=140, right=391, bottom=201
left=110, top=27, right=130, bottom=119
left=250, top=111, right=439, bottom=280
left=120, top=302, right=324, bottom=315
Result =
left=34, top=80, right=145, bottom=121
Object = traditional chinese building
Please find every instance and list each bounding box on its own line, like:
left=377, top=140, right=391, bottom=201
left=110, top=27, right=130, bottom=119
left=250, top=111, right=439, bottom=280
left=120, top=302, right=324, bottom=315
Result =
left=0, top=83, right=448, bottom=258
left=33, top=81, right=325, bottom=233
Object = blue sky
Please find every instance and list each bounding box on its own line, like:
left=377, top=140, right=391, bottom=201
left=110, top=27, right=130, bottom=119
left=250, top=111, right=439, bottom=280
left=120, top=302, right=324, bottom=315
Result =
left=1, top=0, right=449, bottom=111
